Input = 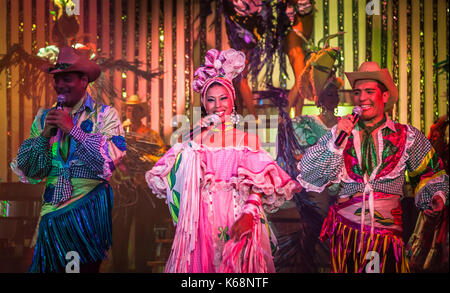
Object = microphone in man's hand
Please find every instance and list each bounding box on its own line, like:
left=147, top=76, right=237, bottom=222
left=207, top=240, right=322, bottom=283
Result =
left=50, top=94, right=66, bottom=137
left=334, top=106, right=362, bottom=147
left=183, top=114, right=221, bottom=141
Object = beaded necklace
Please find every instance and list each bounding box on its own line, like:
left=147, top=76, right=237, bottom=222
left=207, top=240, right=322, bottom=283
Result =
left=210, top=121, right=235, bottom=132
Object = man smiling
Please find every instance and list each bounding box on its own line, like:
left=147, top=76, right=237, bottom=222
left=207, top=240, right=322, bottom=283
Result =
left=11, top=46, right=126, bottom=273
left=297, top=61, right=448, bottom=273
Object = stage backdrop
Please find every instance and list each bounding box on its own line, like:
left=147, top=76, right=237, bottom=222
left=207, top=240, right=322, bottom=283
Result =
left=0, top=0, right=448, bottom=183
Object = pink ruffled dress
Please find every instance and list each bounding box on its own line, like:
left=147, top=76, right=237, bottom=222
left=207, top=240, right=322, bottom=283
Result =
left=146, top=141, right=299, bottom=273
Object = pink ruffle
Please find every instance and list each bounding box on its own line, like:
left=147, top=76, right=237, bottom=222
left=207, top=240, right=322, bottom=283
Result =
left=236, top=150, right=301, bottom=213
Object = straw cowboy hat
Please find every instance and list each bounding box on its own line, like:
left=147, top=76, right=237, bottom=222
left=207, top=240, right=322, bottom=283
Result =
left=345, top=61, right=399, bottom=111
left=124, top=94, right=146, bottom=106
left=44, top=46, right=101, bottom=82
left=123, top=94, right=148, bottom=115
left=298, top=47, right=343, bottom=104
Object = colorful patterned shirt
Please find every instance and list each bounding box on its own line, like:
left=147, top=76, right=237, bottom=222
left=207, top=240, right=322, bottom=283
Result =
left=297, top=116, right=449, bottom=211
left=11, top=93, right=126, bottom=215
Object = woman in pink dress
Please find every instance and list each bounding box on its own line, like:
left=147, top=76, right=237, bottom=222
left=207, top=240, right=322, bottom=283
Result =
left=145, top=48, right=300, bottom=273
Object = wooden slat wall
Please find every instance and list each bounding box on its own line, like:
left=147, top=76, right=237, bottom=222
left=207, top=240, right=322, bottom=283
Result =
left=437, top=0, right=448, bottom=118
left=23, top=0, right=33, bottom=141
left=0, top=0, right=448, bottom=182
left=0, top=0, right=7, bottom=183
left=125, top=0, right=135, bottom=100
left=10, top=0, right=20, bottom=183
left=150, top=0, right=160, bottom=133
left=137, top=0, right=148, bottom=106
left=163, top=0, right=173, bottom=140
left=398, top=0, right=408, bottom=125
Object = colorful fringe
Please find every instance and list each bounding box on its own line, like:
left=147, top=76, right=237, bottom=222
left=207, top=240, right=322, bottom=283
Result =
left=321, top=205, right=410, bottom=273
left=29, top=182, right=113, bottom=273
left=219, top=218, right=270, bottom=273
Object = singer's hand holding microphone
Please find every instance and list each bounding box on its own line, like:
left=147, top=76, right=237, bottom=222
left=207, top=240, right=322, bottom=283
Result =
left=183, top=114, right=221, bottom=141
left=334, top=106, right=362, bottom=148
left=42, top=95, right=74, bottom=138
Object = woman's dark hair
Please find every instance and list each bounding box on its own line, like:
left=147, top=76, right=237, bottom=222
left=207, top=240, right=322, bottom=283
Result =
left=317, top=82, right=339, bottom=111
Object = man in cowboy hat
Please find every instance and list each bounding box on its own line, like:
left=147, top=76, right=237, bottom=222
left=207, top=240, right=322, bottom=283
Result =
left=297, top=61, right=448, bottom=273
left=11, top=46, right=126, bottom=273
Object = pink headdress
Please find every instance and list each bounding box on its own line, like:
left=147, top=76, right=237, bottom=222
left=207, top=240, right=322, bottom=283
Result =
left=192, top=48, right=246, bottom=106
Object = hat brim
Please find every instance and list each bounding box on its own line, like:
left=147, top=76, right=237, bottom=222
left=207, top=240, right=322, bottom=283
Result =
left=44, top=60, right=101, bottom=82
left=123, top=100, right=148, bottom=112
left=345, top=69, right=398, bottom=111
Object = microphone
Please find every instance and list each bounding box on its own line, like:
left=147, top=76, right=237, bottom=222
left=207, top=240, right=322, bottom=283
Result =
left=334, top=106, right=362, bottom=147
left=183, top=114, right=221, bottom=141
left=50, top=94, right=65, bottom=137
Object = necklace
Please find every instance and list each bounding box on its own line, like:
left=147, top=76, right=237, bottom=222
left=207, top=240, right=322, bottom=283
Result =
left=210, top=122, right=234, bottom=132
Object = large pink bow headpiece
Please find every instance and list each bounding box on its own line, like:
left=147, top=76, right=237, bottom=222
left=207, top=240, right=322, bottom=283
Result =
left=193, top=48, right=246, bottom=97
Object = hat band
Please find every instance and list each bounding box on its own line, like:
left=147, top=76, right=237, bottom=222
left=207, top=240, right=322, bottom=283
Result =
left=48, top=62, right=73, bottom=72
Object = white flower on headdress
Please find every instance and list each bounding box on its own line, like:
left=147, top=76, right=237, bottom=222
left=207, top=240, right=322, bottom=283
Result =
left=37, top=45, right=60, bottom=64
left=221, top=49, right=245, bottom=81
left=214, top=59, right=222, bottom=70
left=193, top=48, right=246, bottom=93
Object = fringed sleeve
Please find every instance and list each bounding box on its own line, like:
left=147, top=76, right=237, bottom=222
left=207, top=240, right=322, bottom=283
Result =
left=237, top=148, right=301, bottom=213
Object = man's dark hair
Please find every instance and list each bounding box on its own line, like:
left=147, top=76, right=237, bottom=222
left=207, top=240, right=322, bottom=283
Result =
left=375, top=81, right=388, bottom=93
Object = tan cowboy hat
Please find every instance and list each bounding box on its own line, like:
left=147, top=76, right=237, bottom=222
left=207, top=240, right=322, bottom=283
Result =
left=298, top=47, right=343, bottom=103
left=44, top=46, right=101, bottom=82
left=124, top=94, right=147, bottom=105
left=123, top=94, right=148, bottom=113
left=345, top=61, right=399, bottom=111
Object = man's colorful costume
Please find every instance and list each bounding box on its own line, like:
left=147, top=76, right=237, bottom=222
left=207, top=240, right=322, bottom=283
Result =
left=11, top=85, right=125, bottom=272
left=297, top=62, right=449, bottom=273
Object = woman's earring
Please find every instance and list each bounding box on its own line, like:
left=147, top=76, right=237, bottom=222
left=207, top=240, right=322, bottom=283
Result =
left=230, top=107, right=240, bottom=125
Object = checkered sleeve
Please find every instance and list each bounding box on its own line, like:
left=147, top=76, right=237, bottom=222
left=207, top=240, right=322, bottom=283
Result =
left=15, top=135, right=53, bottom=180
left=406, top=125, right=449, bottom=210
left=70, top=106, right=126, bottom=181
left=297, top=128, right=345, bottom=193
left=10, top=109, right=52, bottom=182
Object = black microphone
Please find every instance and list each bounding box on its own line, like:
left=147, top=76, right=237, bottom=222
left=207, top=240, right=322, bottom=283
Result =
left=50, top=94, right=66, bottom=137
left=334, top=106, right=362, bottom=147
left=183, top=114, right=220, bottom=141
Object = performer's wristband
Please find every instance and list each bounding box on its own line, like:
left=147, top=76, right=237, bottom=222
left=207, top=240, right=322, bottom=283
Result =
left=241, top=193, right=262, bottom=220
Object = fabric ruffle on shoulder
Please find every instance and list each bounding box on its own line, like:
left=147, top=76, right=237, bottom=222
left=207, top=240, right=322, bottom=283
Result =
left=145, top=143, right=184, bottom=199
left=236, top=148, right=301, bottom=213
